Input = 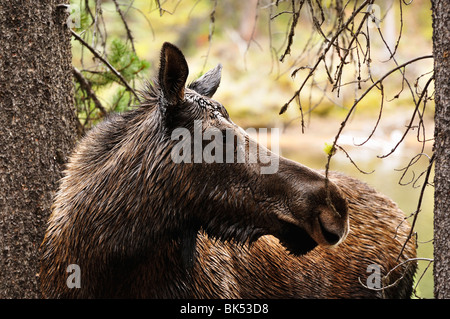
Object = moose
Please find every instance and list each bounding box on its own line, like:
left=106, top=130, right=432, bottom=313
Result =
left=40, top=42, right=416, bottom=298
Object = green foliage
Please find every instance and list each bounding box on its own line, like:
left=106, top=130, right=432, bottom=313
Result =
left=88, top=39, right=150, bottom=87
left=74, top=38, right=150, bottom=130
left=111, top=87, right=133, bottom=113
left=323, top=142, right=336, bottom=156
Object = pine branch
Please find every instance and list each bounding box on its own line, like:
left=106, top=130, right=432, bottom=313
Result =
left=70, top=29, right=139, bottom=100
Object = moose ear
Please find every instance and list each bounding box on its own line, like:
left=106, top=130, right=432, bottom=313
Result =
left=188, top=64, right=222, bottom=98
left=158, top=42, right=189, bottom=105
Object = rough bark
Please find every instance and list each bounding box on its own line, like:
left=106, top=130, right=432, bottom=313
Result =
left=431, top=0, right=450, bottom=299
left=0, top=0, right=77, bottom=298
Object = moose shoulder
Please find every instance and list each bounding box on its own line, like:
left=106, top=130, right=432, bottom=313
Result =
left=40, top=42, right=416, bottom=298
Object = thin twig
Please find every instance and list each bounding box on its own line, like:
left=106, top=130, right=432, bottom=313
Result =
left=72, top=66, right=108, bottom=116
left=335, top=145, right=375, bottom=174
left=333, top=0, right=375, bottom=96
left=201, top=0, right=218, bottom=72
left=358, top=258, right=433, bottom=292
left=353, top=83, right=384, bottom=147
left=378, top=74, right=434, bottom=159
left=324, top=55, right=433, bottom=180
left=279, top=0, right=306, bottom=63
left=279, top=0, right=372, bottom=114
left=397, top=153, right=435, bottom=261
left=112, top=0, right=136, bottom=53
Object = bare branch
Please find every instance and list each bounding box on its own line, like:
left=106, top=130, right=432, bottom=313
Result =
left=353, top=83, right=385, bottom=147
left=279, top=0, right=306, bottom=63
left=378, top=73, right=434, bottom=159
left=112, top=0, right=136, bottom=53
left=279, top=0, right=373, bottom=115
left=324, top=54, right=433, bottom=181
left=358, top=258, right=433, bottom=292
left=72, top=66, right=108, bottom=117
left=201, top=0, right=218, bottom=72
left=70, top=29, right=139, bottom=100
left=397, top=153, right=435, bottom=261
left=335, top=145, right=375, bottom=175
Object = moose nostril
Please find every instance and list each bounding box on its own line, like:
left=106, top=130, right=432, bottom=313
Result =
left=318, top=218, right=341, bottom=245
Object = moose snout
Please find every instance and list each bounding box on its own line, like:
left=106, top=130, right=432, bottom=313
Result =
left=312, top=202, right=349, bottom=247
left=272, top=160, right=350, bottom=253
left=302, top=176, right=349, bottom=247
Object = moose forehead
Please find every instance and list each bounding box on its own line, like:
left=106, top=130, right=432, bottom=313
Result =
left=185, top=89, right=229, bottom=121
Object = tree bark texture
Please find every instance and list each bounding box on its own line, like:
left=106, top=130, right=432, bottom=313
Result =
left=431, top=0, right=450, bottom=299
left=0, top=1, right=77, bottom=298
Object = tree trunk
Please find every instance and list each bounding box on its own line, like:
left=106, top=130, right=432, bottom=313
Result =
left=431, top=0, right=450, bottom=299
left=0, top=0, right=77, bottom=298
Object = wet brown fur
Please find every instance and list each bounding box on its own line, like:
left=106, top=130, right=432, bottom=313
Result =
left=40, top=43, right=416, bottom=299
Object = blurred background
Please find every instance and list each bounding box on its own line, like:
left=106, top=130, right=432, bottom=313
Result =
left=71, top=0, right=435, bottom=298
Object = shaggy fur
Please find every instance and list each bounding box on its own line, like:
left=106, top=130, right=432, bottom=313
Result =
left=40, top=43, right=416, bottom=299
